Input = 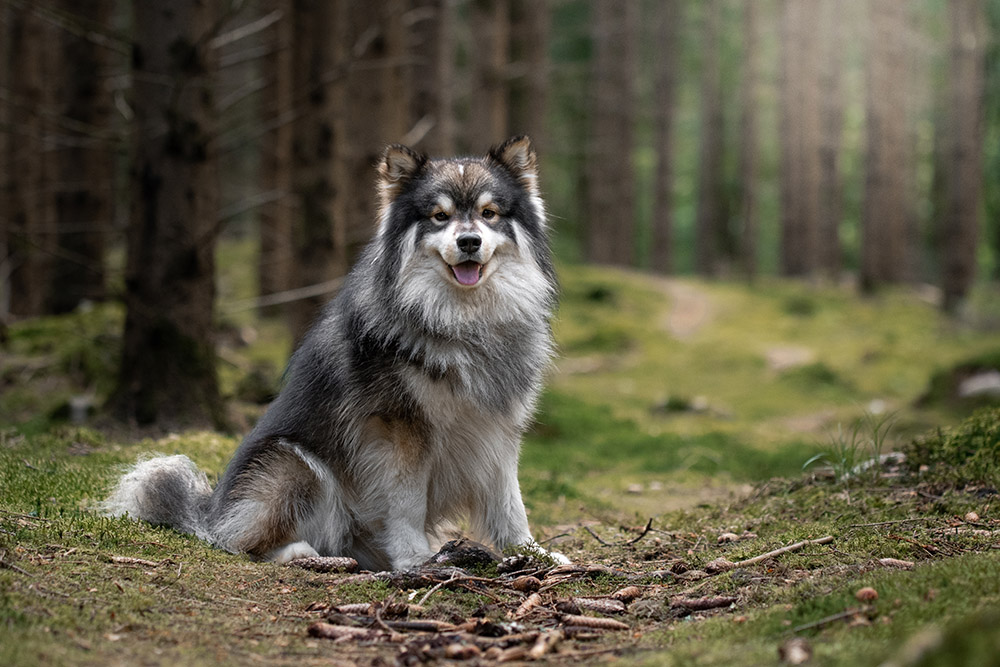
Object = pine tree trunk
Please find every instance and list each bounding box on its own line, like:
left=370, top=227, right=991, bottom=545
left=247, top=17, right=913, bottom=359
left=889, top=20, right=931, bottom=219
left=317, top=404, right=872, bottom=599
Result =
left=861, top=0, right=912, bottom=291
left=779, top=0, right=822, bottom=277
left=258, top=0, right=295, bottom=319
left=50, top=0, right=113, bottom=314
left=409, top=0, right=456, bottom=155
left=695, top=0, right=724, bottom=277
left=286, top=0, right=347, bottom=343
left=940, top=0, right=985, bottom=311
left=817, top=0, right=845, bottom=280
left=6, top=6, right=57, bottom=316
left=508, top=0, right=549, bottom=148
left=342, top=2, right=411, bottom=267
left=737, top=0, right=760, bottom=281
left=465, top=0, right=510, bottom=150
left=584, top=0, right=637, bottom=266
left=111, top=0, right=223, bottom=428
left=650, top=0, right=681, bottom=275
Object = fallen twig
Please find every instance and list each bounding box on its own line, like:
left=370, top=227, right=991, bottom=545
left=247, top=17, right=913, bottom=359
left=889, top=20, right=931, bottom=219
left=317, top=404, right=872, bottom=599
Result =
left=791, top=606, right=873, bottom=634
left=707, top=536, right=835, bottom=572
left=584, top=519, right=655, bottom=547
left=671, top=595, right=737, bottom=612
left=559, top=614, right=630, bottom=631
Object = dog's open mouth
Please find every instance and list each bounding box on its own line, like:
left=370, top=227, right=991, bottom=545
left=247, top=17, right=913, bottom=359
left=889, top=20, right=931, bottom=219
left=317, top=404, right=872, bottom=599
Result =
left=450, top=261, right=483, bottom=286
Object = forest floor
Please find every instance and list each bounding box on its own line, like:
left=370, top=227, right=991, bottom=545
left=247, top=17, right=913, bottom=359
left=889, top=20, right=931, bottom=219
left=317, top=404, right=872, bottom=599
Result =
left=2, top=257, right=1000, bottom=665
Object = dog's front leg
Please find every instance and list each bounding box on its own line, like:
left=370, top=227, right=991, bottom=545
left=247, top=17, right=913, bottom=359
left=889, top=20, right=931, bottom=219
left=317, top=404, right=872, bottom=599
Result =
left=379, top=472, right=435, bottom=571
left=473, top=455, right=570, bottom=564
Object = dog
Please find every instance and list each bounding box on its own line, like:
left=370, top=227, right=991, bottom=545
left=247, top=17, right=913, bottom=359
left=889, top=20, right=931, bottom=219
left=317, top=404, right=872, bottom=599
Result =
left=104, top=136, right=564, bottom=571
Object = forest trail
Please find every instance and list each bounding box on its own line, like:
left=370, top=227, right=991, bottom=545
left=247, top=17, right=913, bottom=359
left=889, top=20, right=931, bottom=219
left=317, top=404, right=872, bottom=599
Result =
left=657, top=279, right=714, bottom=339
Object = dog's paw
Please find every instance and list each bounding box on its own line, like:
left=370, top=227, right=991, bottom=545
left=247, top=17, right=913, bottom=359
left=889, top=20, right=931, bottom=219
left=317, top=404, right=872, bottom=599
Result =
left=546, top=550, right=571, bottom=565
left=268, top=540, right=320, bottom=564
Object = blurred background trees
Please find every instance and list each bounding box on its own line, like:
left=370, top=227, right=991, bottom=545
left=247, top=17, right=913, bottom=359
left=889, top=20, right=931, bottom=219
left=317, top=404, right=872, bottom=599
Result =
left=0, top=0, right=997, bottom=425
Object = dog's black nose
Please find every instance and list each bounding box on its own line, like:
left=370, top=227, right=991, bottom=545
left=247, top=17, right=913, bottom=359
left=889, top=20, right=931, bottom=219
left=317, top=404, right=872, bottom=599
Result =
left=457, top=233, right=482, bottom=255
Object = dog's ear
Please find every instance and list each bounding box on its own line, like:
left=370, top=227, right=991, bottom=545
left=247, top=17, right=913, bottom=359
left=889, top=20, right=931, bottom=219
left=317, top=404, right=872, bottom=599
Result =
left=488, top=136, right=538, bottom=194
left=378, top=144, right=426, bottom=200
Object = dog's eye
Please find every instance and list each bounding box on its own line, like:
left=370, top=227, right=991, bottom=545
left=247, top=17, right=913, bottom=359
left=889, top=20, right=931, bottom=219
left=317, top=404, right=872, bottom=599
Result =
left=481, top=208, right=497, bottom=221
left=433, top=211, right=450, bottom=222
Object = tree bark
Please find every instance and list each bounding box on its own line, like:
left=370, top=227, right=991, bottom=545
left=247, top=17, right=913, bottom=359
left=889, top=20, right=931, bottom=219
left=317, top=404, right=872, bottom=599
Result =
left=584, top=0, right=637, bottom=267
left=342, top=1, right=411, bottom=267
left=695, top=0, right=724, bottom=277
left=258, top=0, right=295, bottom=318
left=286, top=0, right=347, bottom=343
left=408, top=0, right=456, bottom=155
left=649, top=0, right=681, bottom=275
left=463, top=0, right=510, bottom=151
left=111, top=0, right=223, bottom=428
left=49, top=0, right=114, bottom=314
left=737, top=0, right=760, bottom=281
left=779, top=0, right=822, bottom=277
left=5, top=5, right=57, bottom=317
left=508, top=0, right=548, bottom=149
left=817, top=0, right=845, bottom=280
left=861, top=0, right=913, bottom=291
left=940, top=0, right=985, bottom=312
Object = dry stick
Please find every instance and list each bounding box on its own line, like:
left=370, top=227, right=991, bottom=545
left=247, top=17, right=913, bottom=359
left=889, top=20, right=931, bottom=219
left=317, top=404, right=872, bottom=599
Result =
left=415, top=572, right=462, bottom=607
left=791, top=605, right=872, bottom=634
left=735, top=535, right=834, bottom=568
left=848, top=518, right=933, bottom=528
left=584, top=518, right=655, bottom=548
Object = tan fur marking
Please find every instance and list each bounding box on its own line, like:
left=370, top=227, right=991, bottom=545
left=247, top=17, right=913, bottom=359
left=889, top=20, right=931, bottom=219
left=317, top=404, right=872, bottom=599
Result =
left=228, top=448, right=320, bottom=557
left=362, top=416, right=428, bottom=468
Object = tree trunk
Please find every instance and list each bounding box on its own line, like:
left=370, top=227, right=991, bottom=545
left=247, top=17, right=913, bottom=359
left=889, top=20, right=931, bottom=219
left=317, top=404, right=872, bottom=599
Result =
left=779, top=0, right=822, bottom=277
left=817, top=0, right=845, bottom=280
left=649, top=0, right=681, bottom=275
left=861, top=0, right=912, bottom=291
left=111, top=0, right=223, bottom=428
left=258, top=0, right=295, bottom=318
left=49, top=0, right=114, bottom=314
left=463, top=0, right=510, bottom=151
left=286, top=0, right=347, bottom=343
left=940, top=0, right=985, bottom=312
left=5, top=5, right=57, bottom=317
left=695, top=0, right=724, bottom=277
left=737, top=0, right=760, bottom=281
left=342, top=1, right=411, bottom=267
left=508, top=0, right=548, bottom=149
left=408, top=0, right=456, bottom=155
left=584, top=0, right=637, bottom=267
left=0, top=0, right=12, bottom=321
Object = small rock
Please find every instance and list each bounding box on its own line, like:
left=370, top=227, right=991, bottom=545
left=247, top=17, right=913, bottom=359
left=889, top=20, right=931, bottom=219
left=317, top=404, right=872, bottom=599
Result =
left=717, top=532, right=739, bottom=543
left=964, top=511, right=980, bottom=522
left=958, top=370, right=1000, bottom=398
left=778, top=637, right=812, bottom=665
left=855, top=587, right=879, bottom=602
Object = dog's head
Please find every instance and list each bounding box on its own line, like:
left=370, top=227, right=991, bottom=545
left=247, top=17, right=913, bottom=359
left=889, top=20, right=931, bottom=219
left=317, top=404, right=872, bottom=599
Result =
left=370, top=136, right=556, bottom=326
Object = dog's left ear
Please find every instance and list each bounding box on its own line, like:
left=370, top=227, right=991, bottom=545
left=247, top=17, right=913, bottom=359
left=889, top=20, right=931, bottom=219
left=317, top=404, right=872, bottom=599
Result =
left=489, top=136, right=539, bottom=194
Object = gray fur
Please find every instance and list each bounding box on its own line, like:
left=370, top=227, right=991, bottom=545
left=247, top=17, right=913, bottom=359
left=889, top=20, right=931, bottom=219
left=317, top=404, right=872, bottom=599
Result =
left=104, top=136, right=565, bottom=570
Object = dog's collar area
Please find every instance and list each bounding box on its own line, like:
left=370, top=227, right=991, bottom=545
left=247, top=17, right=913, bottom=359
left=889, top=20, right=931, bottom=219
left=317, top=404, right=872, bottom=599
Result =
left=451, top=261, right=484, bottom=286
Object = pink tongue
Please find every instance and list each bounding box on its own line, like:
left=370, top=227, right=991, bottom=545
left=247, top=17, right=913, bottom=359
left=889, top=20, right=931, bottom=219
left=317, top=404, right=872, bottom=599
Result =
left=452, top=261, right=482, bottom=286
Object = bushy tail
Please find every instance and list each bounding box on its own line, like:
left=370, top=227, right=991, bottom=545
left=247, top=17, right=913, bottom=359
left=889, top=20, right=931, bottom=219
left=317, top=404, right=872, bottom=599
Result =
left=102, top=454, right=213, bottom=539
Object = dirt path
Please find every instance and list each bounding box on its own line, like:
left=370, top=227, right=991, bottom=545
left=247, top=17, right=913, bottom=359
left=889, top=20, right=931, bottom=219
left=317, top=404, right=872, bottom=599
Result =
left=655, top=279, right=714, bottom=339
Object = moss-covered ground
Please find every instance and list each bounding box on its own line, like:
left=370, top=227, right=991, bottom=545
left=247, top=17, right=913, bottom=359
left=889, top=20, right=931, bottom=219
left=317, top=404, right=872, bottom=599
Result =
left=2, top=255, right=999, bottom=665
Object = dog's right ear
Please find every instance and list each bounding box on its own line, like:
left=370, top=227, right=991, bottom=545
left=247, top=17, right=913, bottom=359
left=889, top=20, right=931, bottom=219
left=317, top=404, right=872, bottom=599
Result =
left=378, top=144, right=426, bottom=200
left=376, top=144, right=427, bottom=235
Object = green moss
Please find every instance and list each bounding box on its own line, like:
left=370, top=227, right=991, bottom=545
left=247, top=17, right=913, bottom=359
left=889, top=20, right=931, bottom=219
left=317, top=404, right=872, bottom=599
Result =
left=904, top=407, right=1000, bottom=486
